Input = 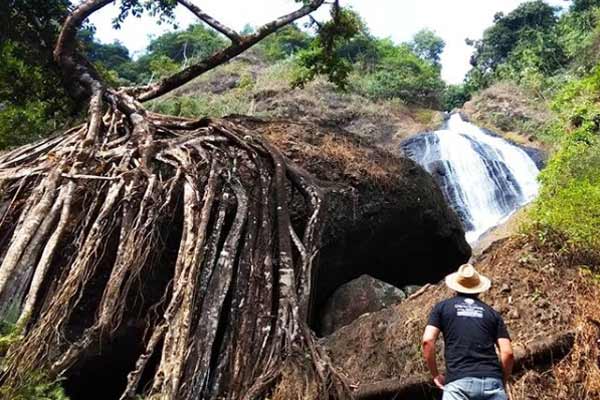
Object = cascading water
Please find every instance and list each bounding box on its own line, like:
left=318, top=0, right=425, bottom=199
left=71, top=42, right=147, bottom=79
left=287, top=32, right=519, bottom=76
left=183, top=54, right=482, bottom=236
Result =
left=402, top=113, right=540, bottom=243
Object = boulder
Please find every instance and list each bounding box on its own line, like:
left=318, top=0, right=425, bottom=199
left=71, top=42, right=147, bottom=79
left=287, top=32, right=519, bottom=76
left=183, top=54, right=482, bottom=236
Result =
left=320, top=275, right=406, bottom=336
left=229, top=116, right=472, bottom=335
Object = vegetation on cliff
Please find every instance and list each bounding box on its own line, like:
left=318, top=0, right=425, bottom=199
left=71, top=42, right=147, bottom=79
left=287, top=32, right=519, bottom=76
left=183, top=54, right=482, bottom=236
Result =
left=459, top=0, right=600, bottom=262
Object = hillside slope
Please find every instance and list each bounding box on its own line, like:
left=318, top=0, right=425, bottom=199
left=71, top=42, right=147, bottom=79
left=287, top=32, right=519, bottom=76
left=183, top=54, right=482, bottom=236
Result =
left=152, top=53, right=444, bottom=150
left=324, top=235, right=600, bottom=400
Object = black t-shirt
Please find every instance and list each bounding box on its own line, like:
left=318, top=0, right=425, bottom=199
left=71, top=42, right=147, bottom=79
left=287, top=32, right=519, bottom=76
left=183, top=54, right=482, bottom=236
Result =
left=427, top=295, right=510, bottom=383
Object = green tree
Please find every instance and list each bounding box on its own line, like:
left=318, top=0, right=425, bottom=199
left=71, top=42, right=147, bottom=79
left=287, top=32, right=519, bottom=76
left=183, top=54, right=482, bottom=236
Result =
left=443, top=84, right=471, bottom=111
left=259, top=24, right=312, bottom=60
left=354, top=38, right=446, bottom=108
left=410, top=28, right=445, bottom=66
left=79, top=28, right=132, bottom=71
left=0, top=0, right=76, bottom=148
left=465, top=0, right=565, bottom=93
left=468, top=1, right=559, bottom=74
left=293, top=7, right=364, bottom=89
left=146, top=23, right=227, bottom=63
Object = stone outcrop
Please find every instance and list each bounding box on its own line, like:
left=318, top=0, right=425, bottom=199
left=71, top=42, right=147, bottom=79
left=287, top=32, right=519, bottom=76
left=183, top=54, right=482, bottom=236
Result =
left=229, top=116, right=471, bottom=334
left=320, top=275, right=406, bottom=336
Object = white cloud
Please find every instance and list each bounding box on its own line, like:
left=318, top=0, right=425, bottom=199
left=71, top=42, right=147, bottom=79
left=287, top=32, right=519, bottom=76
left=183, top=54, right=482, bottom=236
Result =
left=89, top=0, right=568, bottom=84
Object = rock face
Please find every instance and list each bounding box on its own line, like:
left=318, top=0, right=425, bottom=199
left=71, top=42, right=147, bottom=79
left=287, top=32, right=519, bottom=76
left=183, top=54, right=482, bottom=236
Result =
left=320, top=275, right=406, bottom=336
left=230, top=116, right=472, bottom=335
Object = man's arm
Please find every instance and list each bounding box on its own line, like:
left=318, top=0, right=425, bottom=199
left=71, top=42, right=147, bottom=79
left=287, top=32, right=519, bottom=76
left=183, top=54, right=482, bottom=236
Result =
left=422, top=325, right=444, bottom=389
left=497, top=338, right=514, bottom=382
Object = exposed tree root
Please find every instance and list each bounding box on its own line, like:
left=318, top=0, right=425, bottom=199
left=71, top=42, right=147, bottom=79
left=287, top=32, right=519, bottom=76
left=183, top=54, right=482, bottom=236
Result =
left=353, top=331, right=575, bottom=399
left=0, top=1, right=357, bottom=398
left=0, top=101, right=350, bottom=399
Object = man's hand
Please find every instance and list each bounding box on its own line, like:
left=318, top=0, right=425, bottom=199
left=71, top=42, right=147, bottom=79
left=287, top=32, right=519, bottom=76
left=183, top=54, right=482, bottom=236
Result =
left=497, top=338, right=514, bottom=383
left=433, top=374, right=445, bottom=389
left=422, top=325, right=442, bottom=389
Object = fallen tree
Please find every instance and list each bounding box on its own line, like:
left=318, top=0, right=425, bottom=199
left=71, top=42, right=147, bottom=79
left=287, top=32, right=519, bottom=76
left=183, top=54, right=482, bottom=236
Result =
left=0, top=1, right=354, bottom=399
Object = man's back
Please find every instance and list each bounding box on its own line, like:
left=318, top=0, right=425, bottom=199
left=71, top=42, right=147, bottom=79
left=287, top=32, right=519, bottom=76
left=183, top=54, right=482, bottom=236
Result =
left=422, top=264, right=514, bottom=400
left=428, top=295, right=509, bottom=383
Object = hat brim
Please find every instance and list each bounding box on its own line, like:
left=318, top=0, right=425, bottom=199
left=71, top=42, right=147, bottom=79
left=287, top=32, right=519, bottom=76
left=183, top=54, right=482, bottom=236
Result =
left=445, top=272, right=491, bottom=294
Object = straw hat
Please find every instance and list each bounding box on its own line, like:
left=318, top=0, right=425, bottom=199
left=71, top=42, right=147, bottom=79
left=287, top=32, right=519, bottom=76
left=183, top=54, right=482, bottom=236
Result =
left=445, top=264, right=491, bottom=294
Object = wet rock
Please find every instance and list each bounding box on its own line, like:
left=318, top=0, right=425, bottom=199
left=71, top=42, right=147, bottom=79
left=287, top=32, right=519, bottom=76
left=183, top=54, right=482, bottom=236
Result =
left=320, top=275, right=406, bottom=336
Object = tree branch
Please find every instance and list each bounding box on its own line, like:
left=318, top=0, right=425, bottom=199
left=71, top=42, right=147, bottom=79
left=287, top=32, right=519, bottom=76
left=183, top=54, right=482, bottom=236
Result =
left=135, top=0, right=326, bottom=102
left=54, top=0, right=326, bottom=104
left=177, top=0, right=241, bottom=43
left=53, top=0, right=114, bottom=95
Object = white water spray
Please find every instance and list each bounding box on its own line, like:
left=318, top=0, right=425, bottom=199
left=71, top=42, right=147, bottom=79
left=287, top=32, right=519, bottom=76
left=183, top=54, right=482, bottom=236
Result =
left=403, top=114, right=540, bottom=243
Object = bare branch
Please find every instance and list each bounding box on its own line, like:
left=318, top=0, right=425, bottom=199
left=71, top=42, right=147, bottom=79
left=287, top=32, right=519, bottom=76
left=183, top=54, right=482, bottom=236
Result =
left=177, top=0, right=241, bottom=43
left=135, top=0, right=326, bottom=102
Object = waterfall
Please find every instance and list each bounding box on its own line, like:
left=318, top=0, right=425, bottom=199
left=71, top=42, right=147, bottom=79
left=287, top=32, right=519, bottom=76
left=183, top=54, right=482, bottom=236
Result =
left=402, top=113, right=540, bottom=243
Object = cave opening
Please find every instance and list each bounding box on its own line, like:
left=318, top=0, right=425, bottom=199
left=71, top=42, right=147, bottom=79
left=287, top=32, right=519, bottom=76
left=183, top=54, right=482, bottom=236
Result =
left=310, top=206, right=471, bottom=336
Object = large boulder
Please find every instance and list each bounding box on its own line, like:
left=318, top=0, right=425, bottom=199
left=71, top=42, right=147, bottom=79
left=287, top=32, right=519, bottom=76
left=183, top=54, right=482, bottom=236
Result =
left=320, top=274, right=406, bottom=336
left=230, top=116, right=472, bottom=334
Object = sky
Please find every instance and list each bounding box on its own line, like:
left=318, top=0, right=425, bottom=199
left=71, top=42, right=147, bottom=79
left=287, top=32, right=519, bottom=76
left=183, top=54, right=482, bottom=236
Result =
left=89, top=0, right=568, bottom=84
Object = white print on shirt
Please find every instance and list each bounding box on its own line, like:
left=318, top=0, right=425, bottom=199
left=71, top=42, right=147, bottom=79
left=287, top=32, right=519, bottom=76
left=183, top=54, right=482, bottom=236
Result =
left=454, top=299, right=484, bottom=318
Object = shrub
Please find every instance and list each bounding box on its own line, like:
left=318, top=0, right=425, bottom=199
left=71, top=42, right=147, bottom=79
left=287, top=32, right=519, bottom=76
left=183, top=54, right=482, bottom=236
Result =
left=353, top=42, right=445, bottom=108
left=528, top=68, right=600, bottom=254
left=0, top=372, right=70, bottom=400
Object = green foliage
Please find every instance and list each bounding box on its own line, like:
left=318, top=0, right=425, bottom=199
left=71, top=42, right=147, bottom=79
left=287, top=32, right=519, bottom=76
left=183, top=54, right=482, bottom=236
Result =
left=79, top=28, right=131, bottom=71
left=149, top=55, right=180, bottom=79
left=0, top=307, right=22, bottom=356
left=353, top=40, right=446, bottom=108
left=466, top=0, right=564, bottom=93
left=258, top=24, right=312, bottom=61
left=410, top=29, right=445, bottom=66
left=443, top=84, right=471, bottom=110
left=0, top=372, right=70, bottom=400
left=113, top=0, right=178, bottom=28
left=0, top=41, right=72, bottom=149
left=146, top=23, right=226, bottom=63
left=0, top=0, right=76, bottom=149
left=0, top=315, right=69, bottom=400
left=293, top=7, right=363, bottom=89
left=529, top=68, right=600, bottom=252
left=572, top=0, right=600, bottom=14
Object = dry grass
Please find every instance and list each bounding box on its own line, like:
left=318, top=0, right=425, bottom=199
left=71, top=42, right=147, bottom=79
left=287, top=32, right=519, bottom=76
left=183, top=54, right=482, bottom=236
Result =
left=323, top=234, right=600, bottom=399
left=165, top=57, right=443, bottom=151
left=508, top=281, right=600, bottom=399
left=243, top=119, right=404, bottom=188
left=462, top=82, right=553, bottom=149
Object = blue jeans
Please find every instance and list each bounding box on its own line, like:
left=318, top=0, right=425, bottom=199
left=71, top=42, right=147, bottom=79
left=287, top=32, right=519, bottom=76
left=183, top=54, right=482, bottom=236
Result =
left=443, top=377, right=507, bottom=400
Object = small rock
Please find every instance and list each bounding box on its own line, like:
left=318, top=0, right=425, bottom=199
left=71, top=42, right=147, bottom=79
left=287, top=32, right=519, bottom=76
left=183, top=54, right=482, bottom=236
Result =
left=508, top=309, right=520, bottom=319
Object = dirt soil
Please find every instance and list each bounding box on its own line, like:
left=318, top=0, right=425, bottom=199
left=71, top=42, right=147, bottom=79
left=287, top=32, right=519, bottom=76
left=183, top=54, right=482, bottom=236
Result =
left=323, top=235, right=600, bottom=399
left=462, top=82, right=552, bottom=151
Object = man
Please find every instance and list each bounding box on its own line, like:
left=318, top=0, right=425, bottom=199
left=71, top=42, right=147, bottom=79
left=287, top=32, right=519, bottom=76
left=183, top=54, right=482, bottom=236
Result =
left=422, top=264, right=514, bottom=400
